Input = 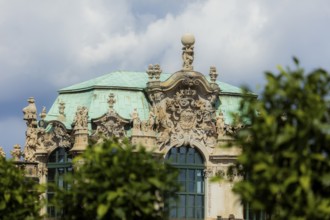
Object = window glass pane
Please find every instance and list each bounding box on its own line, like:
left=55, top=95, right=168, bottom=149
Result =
left=196, top=195, right=204, bottom=207
left=187, top=207, right=194, bottom=218
left=48, top=152, right=56, bottom=162
left=187, top=195, right=194, bottom=207
left=188, top=169, right=195, bottom=181
left=179, top=170, right=186, bottom=181
left=196, top=208, right=204, bottom=218
left=196, top=169, right=203, bottom=181
left=167, top=148, right=177, bottom=163
left=179, top=181, right=186, bottom=192
left=188, top=182, right=195, bottom=192
left=179, top=195, right=186, bottom=207
left=197, top=181, right=203, bottom=193
left=195, top=153, right=203, bottom=164
left=180, top=146, right=187, bottom=154
left=179, top=153, right=185, bottom=164
left=169, top=207, right=176, bottom=218
left=187, top=152, right=194, bottom=163
left=58, top=168, right=64, bottom=188
left=178, top=208, right=185, bottom=218
left=171, top=147, right=177, bottom=154
left=48, top=168, right=55, bottom=182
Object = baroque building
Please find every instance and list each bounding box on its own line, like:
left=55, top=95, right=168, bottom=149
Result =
left=20, top=34, right=253, bottom=220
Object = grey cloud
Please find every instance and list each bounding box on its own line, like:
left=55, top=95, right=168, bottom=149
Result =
left=0, top=0, right=330, bottom=157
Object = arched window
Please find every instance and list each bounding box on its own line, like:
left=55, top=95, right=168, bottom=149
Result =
left=47, top=148, right=72, bottom=218
left=166, top=146, right=205, bottom=220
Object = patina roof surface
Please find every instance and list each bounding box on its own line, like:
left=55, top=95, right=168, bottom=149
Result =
left=46, top=71, right=247, bottom=130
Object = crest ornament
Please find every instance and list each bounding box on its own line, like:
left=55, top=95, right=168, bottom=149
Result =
left=92, top=93, right=129, bottom=140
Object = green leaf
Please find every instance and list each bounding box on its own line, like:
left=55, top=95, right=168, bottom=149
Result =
left=299, top=176, right=310, bottom=191
left=97, top=204, right=109, bottom=219
left=4, top=193, right=10, bottom=202
left=106, top=191, right=119, bottom=203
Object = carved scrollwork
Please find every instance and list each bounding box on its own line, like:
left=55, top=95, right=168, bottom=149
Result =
left=182, top=76, right=200, bottom=87
left=45, top=122, right=72, bottom=149
left=37, top=121, right=73, bottom=155
left=155, top=85, right=218, bottom=150
left=38, top=163, right=48, bottom=177
left=92, top=111, right=128, bottom=139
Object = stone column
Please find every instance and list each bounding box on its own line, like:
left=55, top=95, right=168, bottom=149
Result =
left=70, top=106, right=89, bottom=170
left=22, top=97, right=38, bottom=162
left=35, top=146, right=48, bottom=216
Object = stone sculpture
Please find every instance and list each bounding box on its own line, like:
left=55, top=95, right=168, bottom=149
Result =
left=73, top=106, right=88, bottom=130
left=216, top=112, right=226, bottom=137
left=39, top=106, right=47, bottom=120
left=24, top=121, right=38, bottom=162
left=11, top=144, right=22, bottom=161
left=181, top=33, right=195, bottom=71
left=58, top=100, right=66, bottom=121
left=130, top=108, right=141, bottom=130
left=22, top=97, right=37, bottom=120
left=23, top=97, right=38, bottom=162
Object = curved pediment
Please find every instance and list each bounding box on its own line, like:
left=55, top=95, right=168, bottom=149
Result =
left=43, top=120, right=73, bottom=155
left=145, top=68, right=222, bottom=151
left=160, top=70, right=220, bottom=94
left=91, top=109, right=130, bottom=139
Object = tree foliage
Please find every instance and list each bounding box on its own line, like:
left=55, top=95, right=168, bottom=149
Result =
left=52, top=139, right=179, bottom=220
left=0, top=158, right=42, bottom=220
left=233, top=59, right=330, bottom=219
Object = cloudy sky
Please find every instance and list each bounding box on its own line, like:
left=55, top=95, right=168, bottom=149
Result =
left=0, top=0, right=329, bottom=157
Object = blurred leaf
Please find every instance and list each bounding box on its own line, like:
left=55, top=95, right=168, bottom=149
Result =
left=230, top=60, right=330, bottom=220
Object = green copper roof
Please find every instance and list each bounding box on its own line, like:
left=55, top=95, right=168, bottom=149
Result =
left=60, top=71, right=170, bottom=92
left=60, top=71, right=244, bottom=95
left=46, top=71, right=247, bottom=129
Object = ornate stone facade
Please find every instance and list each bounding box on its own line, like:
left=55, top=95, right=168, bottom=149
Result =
left=18, top=34, right=249, bottom=220
left=92, top=93, right=129, bottom=141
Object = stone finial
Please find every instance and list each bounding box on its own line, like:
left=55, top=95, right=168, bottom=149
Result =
left=0, top=146, right=5, bottom=158
left=11, top=144, right=22, bottom=161
left=153, top=64, right=162, bottom=80
left=39, top=106, right=47, bottom=120
left=59, top=100, right=66, bottom=116
left=108, top=93, right=116, bottom=110
left=147, top=64, right=154, bottom=81
left=209, top=66, right=218, bottom=83
left=146, top=64, right=162, bottom=82
left=23, top=97, right=37, bottom=120
left=181, top=33, right=195, bottom=71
